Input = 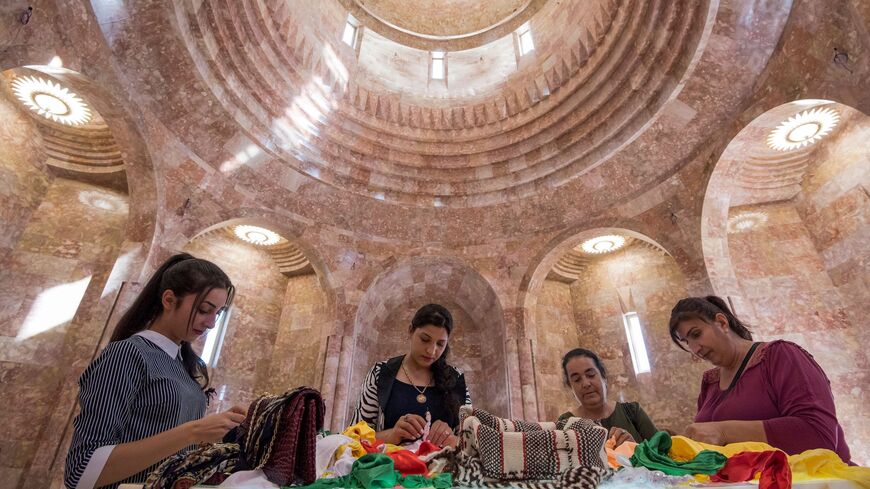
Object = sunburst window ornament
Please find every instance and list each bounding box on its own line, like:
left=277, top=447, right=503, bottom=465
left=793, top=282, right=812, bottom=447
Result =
left=728, top=211, right=768, bottom=233
left=767, top=107, right=839, bottom=151
left=581, top=235, right=626, bottom=254
left=234, top=225, right=280, bottom=246
left=11, top=75, right=92, bottom=126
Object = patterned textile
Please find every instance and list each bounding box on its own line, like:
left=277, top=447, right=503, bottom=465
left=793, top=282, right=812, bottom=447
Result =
left=233, top=387, right=325, bottom=486
left=143, top=443, right=239, bottom=489
left=449, top=406, right=609, bottom=488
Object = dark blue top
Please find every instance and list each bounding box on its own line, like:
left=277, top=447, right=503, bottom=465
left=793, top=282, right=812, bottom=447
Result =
left=383, top=379, right=457, bottom=431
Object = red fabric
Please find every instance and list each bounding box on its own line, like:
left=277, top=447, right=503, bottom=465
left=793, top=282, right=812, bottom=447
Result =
left=387, top=450, right=428, bottom=476
left=711, top=450, right=791, bottom=489
left=415, top=440, right=440, bottom=456
left=362, top=439, right=385, bottom=454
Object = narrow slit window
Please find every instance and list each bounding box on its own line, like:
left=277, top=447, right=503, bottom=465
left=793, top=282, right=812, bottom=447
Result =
left=518, top=25, right=535, bottom=56
left=201, top=308, right=231, bottom=368
left=342, top=15, right=358, bottom=48
left=431, top=51, right=446, bottom=80
left=622, top=312, right=651, bottom=374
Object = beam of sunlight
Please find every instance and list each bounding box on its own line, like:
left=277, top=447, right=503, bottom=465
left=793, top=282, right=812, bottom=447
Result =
left=17, top=276, right=92, bottom=340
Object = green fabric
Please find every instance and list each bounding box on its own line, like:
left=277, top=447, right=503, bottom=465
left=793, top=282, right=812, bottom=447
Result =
left=558, top=401, right=659, bottom=442
left=292, top=453, right=451, bottom=489
left=400, top=473, right=452, bottom=488
left=629, top=431, right=727, bottom=476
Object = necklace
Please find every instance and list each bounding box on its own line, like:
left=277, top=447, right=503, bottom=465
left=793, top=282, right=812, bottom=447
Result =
left=401, top=360, right=430, bottom=404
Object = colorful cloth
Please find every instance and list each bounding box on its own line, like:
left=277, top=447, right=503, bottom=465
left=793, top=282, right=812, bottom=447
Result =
left=629, top=431, right=727, bottom=476
left=669, top=435, right=777, bottom=461
left=298, top=453, right=452, bottom=489
left=343, top=421, right=376, bottom=443
left=711, top=450, right=791, bottom=489
left=387, top=450, right=428, bottom=476
left=144, top=443, right=239, bottom=489
left=315, top=434, right=354, bottom=478
left=789, top=449, right=870, bottom=488
left=232, top=387, right=325, bottom=486
left=453, top=406, right=609, bottom=485
left=695, top=340, right=852, bottom=463
left=604, top=438, right=636, bottom=469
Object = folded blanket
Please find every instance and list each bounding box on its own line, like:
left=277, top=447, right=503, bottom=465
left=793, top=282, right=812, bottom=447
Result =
left=454, top=406, right=609, bottom=486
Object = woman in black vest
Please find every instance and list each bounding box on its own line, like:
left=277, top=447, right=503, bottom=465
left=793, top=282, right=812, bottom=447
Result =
left=351, top=304, right=471, bottom=448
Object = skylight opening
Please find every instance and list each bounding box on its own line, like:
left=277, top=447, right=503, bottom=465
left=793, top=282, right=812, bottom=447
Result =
left=431, top=51, right=446, bottom=80
left=342, top=15, right=359, bottom=49
left=517, top=24, right=535, bottom=56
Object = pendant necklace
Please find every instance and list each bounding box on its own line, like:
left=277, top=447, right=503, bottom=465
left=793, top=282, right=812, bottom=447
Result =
left=401, top=360, right=430, bottom=404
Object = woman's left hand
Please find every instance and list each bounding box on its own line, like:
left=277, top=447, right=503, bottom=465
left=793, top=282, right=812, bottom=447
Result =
left=426, top=420, right=454, bottom=447
left=684, top=422, right=726, bottom=445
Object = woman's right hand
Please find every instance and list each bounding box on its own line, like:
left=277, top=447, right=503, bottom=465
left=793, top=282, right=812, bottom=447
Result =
left=186, top=405, right=247, bottom=444
left=392, top=413, right=426, bottom=443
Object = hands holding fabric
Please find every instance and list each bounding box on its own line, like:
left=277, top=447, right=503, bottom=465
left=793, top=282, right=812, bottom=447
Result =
left=186, top=405, right=247, bottom=444
left=427, top=420, right=458, bottom=448
left=684, top=421, right=726, bottom=445
left=608, top=426, right=635, bottom=448
left=392, top=415, right=457, bottom=448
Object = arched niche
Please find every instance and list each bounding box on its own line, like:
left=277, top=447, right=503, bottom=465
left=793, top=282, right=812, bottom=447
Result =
left=181, top=218, right=336, bottom=410
left=702, top=99, right=870, bottom=464
left=346, top=255, right=510, bottom=427
left=521, top=227, right=706, bottom=429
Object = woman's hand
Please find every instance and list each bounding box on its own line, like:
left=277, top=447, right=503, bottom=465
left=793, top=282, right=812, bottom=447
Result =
left=684, top=421, right=726, bottom=445
left=426, top=420, right=455, bottom=447
left=186, top=405, right=247, bottom=444
left=393, top=414, right=426, bottom=443
left=607, top=426, right=635, bottom=447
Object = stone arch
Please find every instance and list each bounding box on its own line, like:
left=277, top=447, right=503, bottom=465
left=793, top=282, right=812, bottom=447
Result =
left=336, top=255, right=510, bottom=428
left=702, top=99, right=870, bottom=463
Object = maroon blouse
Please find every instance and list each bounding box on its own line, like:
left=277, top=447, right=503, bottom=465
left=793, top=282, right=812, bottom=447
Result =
left=695, top=340, right=852, bottom=464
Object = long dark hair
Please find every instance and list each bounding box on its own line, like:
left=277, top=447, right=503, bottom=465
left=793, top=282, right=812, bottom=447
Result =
left=668, top=295, right=752, bottom=351
left=111, top=253, right=235, bottom=396
left=409, top=304, right=459, bottom=416
left=561, top=348, right=606, bottom=386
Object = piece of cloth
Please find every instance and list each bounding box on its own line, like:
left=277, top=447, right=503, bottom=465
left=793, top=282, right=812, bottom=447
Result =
left=343, top=420, right=376, bottom=443
left=695, top=340, right=852, bottom=463
left=387, top=450, right=428, bottom=476
left=455, top=406, right=609, bottom=482
left=558, top=401, right=658, bottom=443
left=415, top=440, right=440, bottom=457
left=66, top=335, right=207, bottom=489
left=299, top=453, right=451, bottom=489
left=669, top=434, right=778, bottom=461
left=230, top=387, right=325, bottom=486
left=604, top=437, right=636, bottom=469
left=788, top=449, right=870, bottom=489
left=330, top=446, right=356, bottom=478
left=600, top=465, right=696, bottom=488
left=216, top=469, right=278, bottom=488
left=350, top=355, right=472, bottom=431
left=710, top=450, right=791, bottom=489
left=629, top=431, right=727, bottom=476
left=144, top=442, right=240, bottom=489
left=337, top=440, right=367, bottom=458
left=315, top=434, right=354, bottom=478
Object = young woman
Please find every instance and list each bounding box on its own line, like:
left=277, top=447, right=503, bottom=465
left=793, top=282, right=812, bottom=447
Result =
left=670, top=295, right=852, bottom=463
left=65, top=253, right=246, bottom=489
left=351, top=304, right=471, bottom=448
left=559, top=348, right=658, bottom=446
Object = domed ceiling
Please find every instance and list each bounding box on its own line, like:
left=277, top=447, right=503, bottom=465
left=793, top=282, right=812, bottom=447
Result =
left=88, top=0, right=793, bottom=242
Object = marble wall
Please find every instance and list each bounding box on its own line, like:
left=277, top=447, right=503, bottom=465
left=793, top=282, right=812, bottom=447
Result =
left=0, top=176, right=129, bottom=488
left=728, top=199, right=869, bottom=465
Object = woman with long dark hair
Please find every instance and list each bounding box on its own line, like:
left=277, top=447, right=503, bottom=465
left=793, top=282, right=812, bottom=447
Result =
left=669, top=295, right=852, bottom=464
left=65, top=253, right=246, bottom=489
left=351, top=304, right=471, bottom=448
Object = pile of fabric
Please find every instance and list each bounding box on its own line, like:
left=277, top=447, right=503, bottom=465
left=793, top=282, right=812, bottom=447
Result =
left=600, top=431, right=870, bottom=489
left=144, top=387, right=325, bottom=489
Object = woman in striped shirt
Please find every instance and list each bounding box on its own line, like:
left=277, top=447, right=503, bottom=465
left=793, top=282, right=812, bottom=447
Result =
left=350, top=304, right=472, bottom=449
left=65, top=253, right=246, bottom=489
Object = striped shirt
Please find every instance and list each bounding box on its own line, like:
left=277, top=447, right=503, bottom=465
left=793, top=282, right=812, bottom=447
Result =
left=351, top=357, right=472, bottom=431
left=64, top=331, right=206, bottom=489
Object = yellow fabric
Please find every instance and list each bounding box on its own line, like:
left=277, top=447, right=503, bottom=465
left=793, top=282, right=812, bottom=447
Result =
left=342, top=421, right=376, bottom=443
left=336, top=440, right=366, bottom=458
left=669, top=435, right=779, bottom=461
left=788, top=449, right=870, bottom=489
left=384, top=444, right=404, bottom=453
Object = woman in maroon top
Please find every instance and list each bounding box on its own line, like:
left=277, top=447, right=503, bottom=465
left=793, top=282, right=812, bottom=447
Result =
left=668, top=296, right=852, bottom=464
